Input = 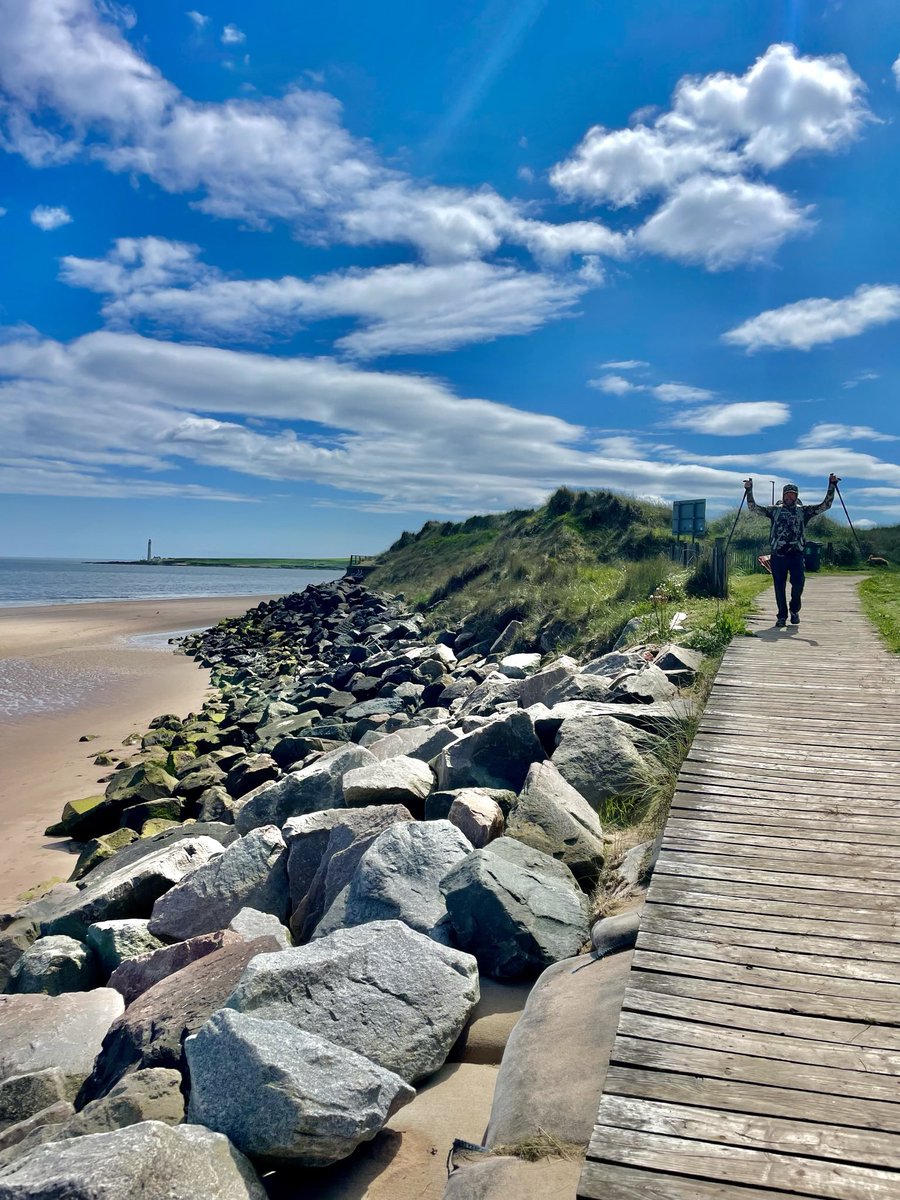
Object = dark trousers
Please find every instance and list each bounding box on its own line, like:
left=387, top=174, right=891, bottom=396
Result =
left=771, top=551, right=805, bottom=620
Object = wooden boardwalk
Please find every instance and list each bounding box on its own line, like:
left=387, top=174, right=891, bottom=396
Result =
left=579, top=574, right=900, bottom=1200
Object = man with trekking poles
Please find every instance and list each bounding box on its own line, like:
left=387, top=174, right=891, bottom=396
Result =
left=743, top=474, right=841, bottom=627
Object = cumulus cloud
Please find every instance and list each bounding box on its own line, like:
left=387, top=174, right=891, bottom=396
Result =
left=221, top=23, right=244, bottom=44
left=30, top=204, right=72, bottom=229
left=0, top=9, right=854, bottom=275
left=799, top=423, right=898, bottom=448
left=651, top=382, right=716, bottom=403
left=588, top=374, right=636, bottom=395
left=551, top=44, right=867, bottom=205
left=668, top=401, right=790, bottom=435
left=601, top=360, right=647, bottom=370
left=60, top=238, right=587, bottom=356
left=723, top=284, right=900, bottom=351
left=0, top=326, right=765, bottom=512
left=894, top=55, right=900, bottom=87
left=186, top=10, right=207, bottom=28
left=637, top=175, right=811, bottom=269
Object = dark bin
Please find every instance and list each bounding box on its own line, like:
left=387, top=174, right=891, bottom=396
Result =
left=804, top=541, right=822, bottom=572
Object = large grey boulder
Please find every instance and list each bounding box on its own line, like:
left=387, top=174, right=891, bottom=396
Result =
left=41, top=838, right=225, bottom=941
left=367, top=724, right=459, bottom=763
left=0, top=1103, right=74, bottom=1158
left=518, top=656, right=578, bottom=709
left=582, top=648, right=649, bottom=678
left=235, top=745, right=375, bottom=834
left=149, top=825, right=289, bottom=941
left=607, top=663, right=677, bottom=704
left=228, top=920, right=479, bottom=1083
left=534, top=698, right=695, bottom=740
left=0, top=1121, right=266, bottom=1199
left=484, top=952, right=632, bottom=1150
left=77, top=936, right=281, bottom=1104
left=456, top=673, right=523, bottom=718
left=540, top=672, right=614, bottom=707
left=282, top=809, right=354, bottom=911
left=186, top=1009, right=413, bottom=1168
left=506, top=761, right=605, bottom=888
left=0, top=1071, right=67, bottom=1133
left=342, top=756, right=434, bottom=817
left=227, top=908, right=292, bottom=949
left=591, top=908, right=643, bottom=957
left=551, top=715, right=661, bottom=810
left=315, top=820, right=471, bottom=943
left=71, top=823, right=237, bottom=890
left=448, top=793, right=504, bottom=848
left=7, top=936, right=98, bottom=996
left=291, top=805, right=414, bottom=941
left=85, top=921, right=164, bottom=975
left=435, top=711, right=545, bottom=793
left=653, top=642, right=704, bottom=678
left=440, top=840, right=590, bottom=979
left=0, top=991, right=124, bottom=1100
left=107, top=930, right=240, bottom=1007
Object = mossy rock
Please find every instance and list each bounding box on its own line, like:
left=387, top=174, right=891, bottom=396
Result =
left=167, top=749, right=197, bottom=776
left=140, top=817, right=183, bottom=838
left=141, top=728, right=178, bottom=750
left=44, top=794, right=106, bottom=839
left=69, top=827, right=138, bottom=881
left=118, top=796, right=187, bottom=832
left=104, top=761, right=179, bottom=805
left=92, top=753, right=116, bottom=767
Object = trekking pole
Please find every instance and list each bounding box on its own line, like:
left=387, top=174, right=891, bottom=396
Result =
left=723, top=489, right=747, bottom=554
left=834, top=483, right=866, bottom=560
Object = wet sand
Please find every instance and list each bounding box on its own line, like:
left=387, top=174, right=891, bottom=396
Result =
left=0, top=595, right=278, bottom=910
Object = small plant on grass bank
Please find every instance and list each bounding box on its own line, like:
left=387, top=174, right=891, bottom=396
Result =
left=859, top=570, right=900, bottom=652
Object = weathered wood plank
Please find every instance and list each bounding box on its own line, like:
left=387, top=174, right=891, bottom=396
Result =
left=643, top=900, right=900, bottom=949
left=594, top=1094, right=900, bottom=1168
left=583, top=1126, right=900, bottom=1198
left=579, top=1160, right=793, bottom=1200
left=646, top=876, right=900, bottom=926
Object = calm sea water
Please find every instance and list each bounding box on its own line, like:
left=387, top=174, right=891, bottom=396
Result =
left=0, top=558, right=344, bottom=608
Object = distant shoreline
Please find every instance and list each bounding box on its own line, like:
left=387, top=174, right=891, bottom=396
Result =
left=90, top=557, right=350, bottom=569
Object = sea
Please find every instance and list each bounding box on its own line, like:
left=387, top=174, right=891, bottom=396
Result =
left=0, top=558, right=344, bottom=608
left=0, top=558, right=345, bottom=719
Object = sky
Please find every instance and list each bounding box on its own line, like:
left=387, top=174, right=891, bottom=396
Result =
left=1, top=0, right=899, bottom=557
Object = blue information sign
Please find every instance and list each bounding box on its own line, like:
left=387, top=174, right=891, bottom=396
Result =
left=672, top=498, right=706, bottom=537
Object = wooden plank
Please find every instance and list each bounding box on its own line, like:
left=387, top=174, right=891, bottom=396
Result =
left=631, top=950, right=900, bottom=1021
left=621, top=980, right=900, bottom=1049
left=643, top=900, right=900, bottom=948
left=579, top=1160, right=793, bottom=1200
left=646, top=877, right=900, bottom=926
left=601, top=1065, right=900, bottom=1131
left=659, top=839, right=900, bottom=882
left=616, top=1010, right=900, bottom=1083
left=595, top=1094, right=900, bottom=1168
left=653, top=854, right=900, bottom=901
left=666, top=812, right=900, bottom=844
left=635, top=931, right=900, bottom=990
left=677, top=771, right=900, bottom=802
left=583, top=1126, right=900, bottom=1199
left=640, top=911, right=900, bottom=964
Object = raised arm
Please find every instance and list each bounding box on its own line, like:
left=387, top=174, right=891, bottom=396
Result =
left=803, top=473, right=840, bottom=521
left=743, top=477, right=774, bottom=520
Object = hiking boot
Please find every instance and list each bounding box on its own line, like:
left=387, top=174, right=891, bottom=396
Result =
left=790, top=613, right=800, bottom=625
left=775, top=618, right=786, bottom=627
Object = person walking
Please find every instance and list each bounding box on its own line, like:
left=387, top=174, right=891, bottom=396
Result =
left=743, top=474, right=840, bottom=627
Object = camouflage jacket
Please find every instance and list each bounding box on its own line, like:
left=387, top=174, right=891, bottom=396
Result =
left=746, top=484, right=835, bottom=555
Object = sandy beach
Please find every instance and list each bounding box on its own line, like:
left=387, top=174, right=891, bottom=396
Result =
left=0, top=595, right=279, bottom=911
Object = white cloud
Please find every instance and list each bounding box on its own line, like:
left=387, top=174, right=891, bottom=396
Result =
left=668, top=401, right=790, bottom=435
left=551, top=44, right=867, bottom=205
left=589, top=374, right=636, bottom=395
left=0, top=9, right=839, bottom=276
left=799, top=423, right=898, bottom=448
left=186, top=11, right=207, bottom=28
left=221, top=23, right=245, bottom=45
left=893, top=55, right=900, bottom=87
left=60, top=238, right=586, bottom=356
left=651, top=382, right=716, bottom=404
left=637, top=175, right=811, bottom=269
left=723, top=284, right=900, bottom=351
left=30, top=204, right=72, bottom=230
left=601, top=360, right=647, bottom=370
left=854, top=517, right=877, bottom=529
left=842, top=370, right=879, bottom=389
left=0, top=326, right=768, bottom=512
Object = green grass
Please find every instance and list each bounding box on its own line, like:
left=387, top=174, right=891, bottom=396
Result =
left=860, top=570, right=900, bottom=652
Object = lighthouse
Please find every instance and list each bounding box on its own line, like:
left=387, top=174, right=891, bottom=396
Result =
left=147, top=539, right=152, bottom=563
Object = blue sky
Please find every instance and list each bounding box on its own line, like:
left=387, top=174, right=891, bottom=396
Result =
left=1, top=0, right=899, bottom=557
